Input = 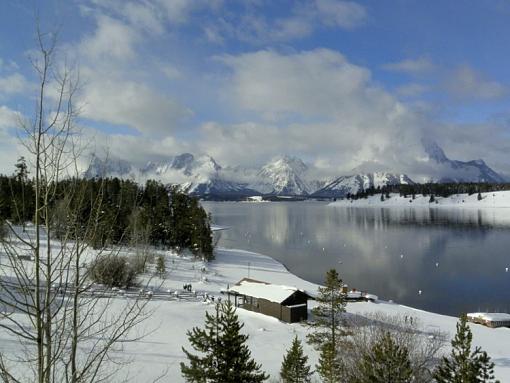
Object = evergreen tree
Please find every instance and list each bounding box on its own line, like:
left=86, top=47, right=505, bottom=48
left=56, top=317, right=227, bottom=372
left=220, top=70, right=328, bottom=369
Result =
left=181, top=300, right=268, bottom=383
left=307, top=269, right=346, bottom=383
left=434, top=314, right=499, bottom=383
left=354, top=331, right=413, bottom=383
left=429, top=194, right=435, bottom=203
left=478, top=192, right=483, bottom=201
left=315, top=341, right=341, bottom=383
left=280, top=336, right=313, bottom=383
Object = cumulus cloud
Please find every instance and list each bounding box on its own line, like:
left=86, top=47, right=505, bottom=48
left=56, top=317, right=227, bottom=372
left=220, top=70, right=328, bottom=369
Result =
left=444, top=65, right=507, bottom=101
left=205, top=48, right=429, bottom=175
left=72, top=7, right=194, bottom=135
left=80, top=14, right=141, bottom=61
left=78, top=70, right=192, bottom=135
left=219, top=48, right=372, bottom=118
left=383, top=57, right=435, bottom=74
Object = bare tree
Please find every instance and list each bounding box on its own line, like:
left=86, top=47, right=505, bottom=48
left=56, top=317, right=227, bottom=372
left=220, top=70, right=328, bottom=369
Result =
left=339, top=312, right=446, bottom=383
left=0, top=26, right=152, bottom=383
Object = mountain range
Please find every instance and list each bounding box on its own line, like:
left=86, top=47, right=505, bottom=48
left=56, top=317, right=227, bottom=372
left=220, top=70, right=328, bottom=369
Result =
left=84, top=141, right=506, bottom=198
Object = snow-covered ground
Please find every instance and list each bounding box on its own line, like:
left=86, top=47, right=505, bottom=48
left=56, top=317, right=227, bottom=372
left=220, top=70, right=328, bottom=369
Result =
left=329, top=190, right=510, bottom=209
left=111, top=248, right=510, bottom=381
left=2, top=231, right=510, bottom=381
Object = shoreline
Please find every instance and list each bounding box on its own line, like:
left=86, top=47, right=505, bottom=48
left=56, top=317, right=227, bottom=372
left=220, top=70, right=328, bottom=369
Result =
left=329, top=190, right=510, bottom=209
left=211, top=246, right=510, bottom=381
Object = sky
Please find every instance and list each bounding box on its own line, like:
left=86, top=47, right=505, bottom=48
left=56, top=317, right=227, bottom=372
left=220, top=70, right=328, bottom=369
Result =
left=1, top=0, right=510, bottom=178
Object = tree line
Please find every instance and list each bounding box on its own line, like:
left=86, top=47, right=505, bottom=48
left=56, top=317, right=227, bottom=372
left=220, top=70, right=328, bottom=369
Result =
left=0, top=159, right=213, bottom=260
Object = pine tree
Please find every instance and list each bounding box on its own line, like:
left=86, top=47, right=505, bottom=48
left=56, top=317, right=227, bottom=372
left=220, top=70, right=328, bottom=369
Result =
left=307, top=269, right=346, bottom=383
left=280, top=336, right=313, bottom=383
left=434, top=314, right=499, bottom=383
left=181, top=300, right=268, bottom=383
left=354, top=331, right=413, bottom=383
left=315, top=341, right=341, bottom=383
left=478, top=192, right=483, bottom=201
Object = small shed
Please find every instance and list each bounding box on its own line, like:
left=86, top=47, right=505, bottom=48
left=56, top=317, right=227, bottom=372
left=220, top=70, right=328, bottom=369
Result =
left=225, top=278, right=312, bottom=323
left=467, top=313, right=510, bottom=328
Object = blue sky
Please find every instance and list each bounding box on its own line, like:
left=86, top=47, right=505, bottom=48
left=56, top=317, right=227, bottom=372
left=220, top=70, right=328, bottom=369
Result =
left=1, top=0, right=510, bottom=177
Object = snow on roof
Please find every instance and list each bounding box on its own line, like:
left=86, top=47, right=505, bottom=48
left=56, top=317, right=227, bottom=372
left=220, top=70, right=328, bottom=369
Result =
left=227, top=280, right=304, bottom=304
left=467, top=313, right=510, bottom=322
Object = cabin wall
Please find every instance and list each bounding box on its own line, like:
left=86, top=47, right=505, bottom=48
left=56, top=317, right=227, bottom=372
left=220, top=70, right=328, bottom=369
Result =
left=282, top=305, right=308, bottom=323
left=239, top=297, right=307, bottom=323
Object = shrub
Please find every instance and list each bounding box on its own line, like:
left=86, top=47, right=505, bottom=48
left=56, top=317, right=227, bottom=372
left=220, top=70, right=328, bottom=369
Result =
left=89, top=254, right=138, bottom=287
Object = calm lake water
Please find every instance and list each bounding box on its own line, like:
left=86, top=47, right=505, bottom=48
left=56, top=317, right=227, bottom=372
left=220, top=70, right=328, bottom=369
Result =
left=203, top=201, right=510, bottom=316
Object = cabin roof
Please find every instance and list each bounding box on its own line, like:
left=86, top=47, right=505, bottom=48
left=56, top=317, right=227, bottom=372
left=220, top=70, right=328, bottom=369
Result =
left=468, top=312, right=510, bottom=322
left=227, top=278, right=310, bottom=304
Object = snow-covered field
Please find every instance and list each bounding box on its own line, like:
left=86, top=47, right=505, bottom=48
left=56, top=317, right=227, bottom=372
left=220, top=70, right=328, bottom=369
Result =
left=2, top=233, right=510, bottom=381
left=329, top=190, right=510, bottom=209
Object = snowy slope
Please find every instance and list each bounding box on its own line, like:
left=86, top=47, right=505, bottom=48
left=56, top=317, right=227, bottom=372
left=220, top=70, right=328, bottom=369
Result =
left=329, top=190, right=510, bottom=208
left=313, top=172, right=413, bottom=198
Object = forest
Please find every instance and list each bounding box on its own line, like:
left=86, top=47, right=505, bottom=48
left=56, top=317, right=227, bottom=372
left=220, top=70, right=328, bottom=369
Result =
left=0, top=158, right=213, bottom=260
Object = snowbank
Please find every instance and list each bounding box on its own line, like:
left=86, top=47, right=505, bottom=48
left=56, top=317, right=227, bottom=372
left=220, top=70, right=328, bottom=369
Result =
left=329, top=191, right=510, bottom=209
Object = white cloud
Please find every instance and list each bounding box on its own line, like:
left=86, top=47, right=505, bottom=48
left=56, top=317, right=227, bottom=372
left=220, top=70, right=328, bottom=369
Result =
left=445, top=65, right=507, bottom=101
left=122, top=1, right=164, bottom=34
left=79, top=70, right=192, bottom=135
left=0, top=73, right=31, bottom=96
left=205, top=0, right=366, bottom=45
left=73, top=7, right=193, bottom=135
left=202, top=48, right=430, bottom=175
left=80, top=14, right=140, bottom=60
left=383, top=57, right=435, bottom=74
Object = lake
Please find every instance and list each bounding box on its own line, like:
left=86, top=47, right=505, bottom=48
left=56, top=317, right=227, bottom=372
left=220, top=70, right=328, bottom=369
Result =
left=203, top=201, right=510, bottom=316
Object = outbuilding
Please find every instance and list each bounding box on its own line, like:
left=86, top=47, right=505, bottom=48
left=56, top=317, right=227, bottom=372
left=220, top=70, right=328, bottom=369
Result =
left=467, top=312, right=510, bottom=328
left=225, top=278, right=312, bottom=323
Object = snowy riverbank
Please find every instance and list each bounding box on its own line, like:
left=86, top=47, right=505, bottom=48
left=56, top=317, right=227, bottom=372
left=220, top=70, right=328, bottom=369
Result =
left=111, top=248, right=510, bottom=381
left=329, top=190, right=510, bottom=209
left=2, top=243, right=510, bottom=381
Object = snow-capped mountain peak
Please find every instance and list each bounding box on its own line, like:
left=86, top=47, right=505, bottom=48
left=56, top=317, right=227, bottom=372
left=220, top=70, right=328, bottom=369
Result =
left=420, top=139, right=505, bottom=183
left=253, top=156, right=311, bottom=195
left=313, top=172, right=413, bottom=198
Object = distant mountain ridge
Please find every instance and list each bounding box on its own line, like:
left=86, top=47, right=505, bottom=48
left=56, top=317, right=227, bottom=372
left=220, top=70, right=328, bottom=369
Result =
left=421, top=139, right=505, bottom=183
left=84, top=141, right=505, bottom=198
left=313, top=173, right=414, bottom=198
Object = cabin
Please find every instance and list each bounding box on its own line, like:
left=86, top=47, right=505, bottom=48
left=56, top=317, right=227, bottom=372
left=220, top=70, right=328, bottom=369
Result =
left=467, top=312, right=510, bottom=328
left=225, top=278, right=312, bottom=323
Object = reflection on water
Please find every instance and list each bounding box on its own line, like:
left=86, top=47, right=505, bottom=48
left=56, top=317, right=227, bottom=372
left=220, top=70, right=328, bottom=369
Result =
left=203, top=201, right=510, bottom=316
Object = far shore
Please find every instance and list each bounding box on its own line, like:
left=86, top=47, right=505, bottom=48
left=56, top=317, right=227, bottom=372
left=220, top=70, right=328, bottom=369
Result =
left=329, top=190, right=510, bottom=209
